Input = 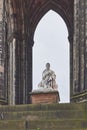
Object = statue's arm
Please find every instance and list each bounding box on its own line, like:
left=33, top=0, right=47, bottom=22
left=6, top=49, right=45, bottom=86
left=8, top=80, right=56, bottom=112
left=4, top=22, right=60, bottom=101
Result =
left=42, top=70, right=46, bottom=80
left=42, top=70, right=50, bottom=80
left=51, top=71, right=56, bottom=79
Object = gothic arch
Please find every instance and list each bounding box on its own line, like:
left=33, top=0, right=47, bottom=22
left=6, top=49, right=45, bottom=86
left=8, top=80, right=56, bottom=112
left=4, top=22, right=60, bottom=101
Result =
left=30, top=0, right=74, bottom=103
left=5, top=0, right=73, bottom=42
left=33, top=10, right=70, bottom=102
left=4, top=0, right=74, bottom=104
left=29, top=1, right=73, bottom=41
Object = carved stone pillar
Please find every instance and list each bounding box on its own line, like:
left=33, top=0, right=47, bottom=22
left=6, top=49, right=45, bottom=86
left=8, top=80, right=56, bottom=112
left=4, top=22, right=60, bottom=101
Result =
left=73, top=0, right=80, bottom=94
left=8, top=38, right=16, bottom=105
left=15, top=37, right=25, bottom=104
left=0, top=0, right=7, bottom=104
left=25, top=37, right=34, bottom=104
left=71, top=0, right=87, bottom=102
left=68, top=35, right=73, bottom=98
left=84, top=0, right=87, bottom=90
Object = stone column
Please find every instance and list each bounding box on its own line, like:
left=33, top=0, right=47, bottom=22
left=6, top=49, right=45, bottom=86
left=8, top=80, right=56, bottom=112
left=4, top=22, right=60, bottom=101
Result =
left=0, top=0, right=7, bottom=104
left=79, top=0, right=85, bottom=92
left=73, top=0, right=85, bottom=93
left=73, top=0, right=85, bottom=94
left=15, top=38, right=25, bottom=104
left=73, top=0, right=80, bottom=94
left=9, top=38, right=16, bottom=105
left=84, top=0, right=87, bottom=90
left=68, top=36, right=73, bottom=98
left=25, top=37, right=34, bottom=104
left=71, top=0, right=87, bottom=102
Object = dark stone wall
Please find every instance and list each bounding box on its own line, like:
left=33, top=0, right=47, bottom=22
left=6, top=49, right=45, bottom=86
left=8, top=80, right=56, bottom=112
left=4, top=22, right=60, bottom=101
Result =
left=71, top=0, right=87, bottom=102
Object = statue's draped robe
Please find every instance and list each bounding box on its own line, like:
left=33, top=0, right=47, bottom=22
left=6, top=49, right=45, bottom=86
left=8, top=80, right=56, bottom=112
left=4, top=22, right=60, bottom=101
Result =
left=38, top=69, right=58, bottom=89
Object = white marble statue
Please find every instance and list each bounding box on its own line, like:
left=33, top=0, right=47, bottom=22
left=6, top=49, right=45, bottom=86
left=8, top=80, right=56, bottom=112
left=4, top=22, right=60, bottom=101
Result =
left=38, top=63, right=58, bottom=90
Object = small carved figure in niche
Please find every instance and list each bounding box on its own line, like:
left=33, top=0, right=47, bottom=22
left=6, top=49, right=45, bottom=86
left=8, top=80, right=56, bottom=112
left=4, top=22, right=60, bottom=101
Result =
left=38, top=63, right=58, bottom=90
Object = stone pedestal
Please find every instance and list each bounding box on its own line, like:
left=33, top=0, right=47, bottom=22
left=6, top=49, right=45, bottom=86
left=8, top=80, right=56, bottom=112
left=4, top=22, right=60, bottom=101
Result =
left=29, top=90, right=60, bottom=104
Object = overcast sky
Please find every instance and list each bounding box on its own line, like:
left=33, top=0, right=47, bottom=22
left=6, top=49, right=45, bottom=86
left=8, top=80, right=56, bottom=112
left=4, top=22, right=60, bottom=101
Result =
left=33, top=10, right=70, bottom=103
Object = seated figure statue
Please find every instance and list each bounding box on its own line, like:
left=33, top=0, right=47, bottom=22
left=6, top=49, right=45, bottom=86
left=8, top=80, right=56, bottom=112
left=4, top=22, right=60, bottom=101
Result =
left=38, top=63, right=58, bottom=90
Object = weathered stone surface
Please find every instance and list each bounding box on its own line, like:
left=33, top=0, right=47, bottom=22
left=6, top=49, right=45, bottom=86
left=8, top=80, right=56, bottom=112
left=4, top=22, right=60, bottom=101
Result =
left=0, top=0, right=3, bottom=21
left=71, top=0, right=87, bottom=102
left=0, top=0, right=6, bottom=103
left=0, top=103, right=86, bottom=130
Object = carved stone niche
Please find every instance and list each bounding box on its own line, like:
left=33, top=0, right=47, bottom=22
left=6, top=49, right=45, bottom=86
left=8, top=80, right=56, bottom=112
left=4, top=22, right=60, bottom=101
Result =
left=29, top=90, right=60, bottom=104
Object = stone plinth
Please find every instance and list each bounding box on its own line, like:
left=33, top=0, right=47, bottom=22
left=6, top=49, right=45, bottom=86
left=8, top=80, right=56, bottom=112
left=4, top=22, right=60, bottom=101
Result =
left=29, top=90, right=60, bottom=104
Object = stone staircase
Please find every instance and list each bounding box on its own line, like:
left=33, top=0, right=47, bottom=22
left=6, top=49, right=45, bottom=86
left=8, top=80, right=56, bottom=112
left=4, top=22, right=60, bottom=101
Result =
left=0, top=103, right=87, bottom=130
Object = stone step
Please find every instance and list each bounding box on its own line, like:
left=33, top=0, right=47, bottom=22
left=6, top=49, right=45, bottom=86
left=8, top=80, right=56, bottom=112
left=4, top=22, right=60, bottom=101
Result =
left=27, top=119, right=87, bottom=130
left=0, top=103, right=86, bottom=130
left=0, top=119, right=87, bottom=130
left=0, top=120, right=25, bottom=130
left=0, top=103, right=86, bottom=112
left=0, top=110, right=86, bottom=120
left=29, top=128, right=87, bottom=130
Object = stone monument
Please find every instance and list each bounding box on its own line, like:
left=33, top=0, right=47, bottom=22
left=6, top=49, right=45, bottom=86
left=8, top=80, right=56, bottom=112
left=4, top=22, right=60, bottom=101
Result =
left=30, top=63, right=60, bottom=104
left=38, top=63, right=58, bottom=90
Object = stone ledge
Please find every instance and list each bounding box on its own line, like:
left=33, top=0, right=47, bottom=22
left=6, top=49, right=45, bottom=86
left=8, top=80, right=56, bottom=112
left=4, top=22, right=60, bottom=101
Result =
left=71, top=90, right=87, bottom=103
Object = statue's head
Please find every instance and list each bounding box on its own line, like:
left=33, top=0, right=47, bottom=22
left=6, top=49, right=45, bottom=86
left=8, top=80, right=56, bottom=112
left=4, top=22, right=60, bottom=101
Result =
left=46, top=63, right=50, bottom=70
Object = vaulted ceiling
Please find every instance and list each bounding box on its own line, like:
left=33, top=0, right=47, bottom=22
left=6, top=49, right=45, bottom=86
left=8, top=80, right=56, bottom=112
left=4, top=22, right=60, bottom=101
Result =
left=6, top=0, right=74, bottom=41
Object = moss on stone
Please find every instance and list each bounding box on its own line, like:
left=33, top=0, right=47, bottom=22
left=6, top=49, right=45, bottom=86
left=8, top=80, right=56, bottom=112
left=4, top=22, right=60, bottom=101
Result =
left=0, top=103, right=87, bottom=130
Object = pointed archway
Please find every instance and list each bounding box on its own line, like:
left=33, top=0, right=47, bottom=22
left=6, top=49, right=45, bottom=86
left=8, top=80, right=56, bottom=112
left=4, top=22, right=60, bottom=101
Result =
left=4, top=0, right=73, bottom=104
left=33, top=10, right=70, bottom=103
